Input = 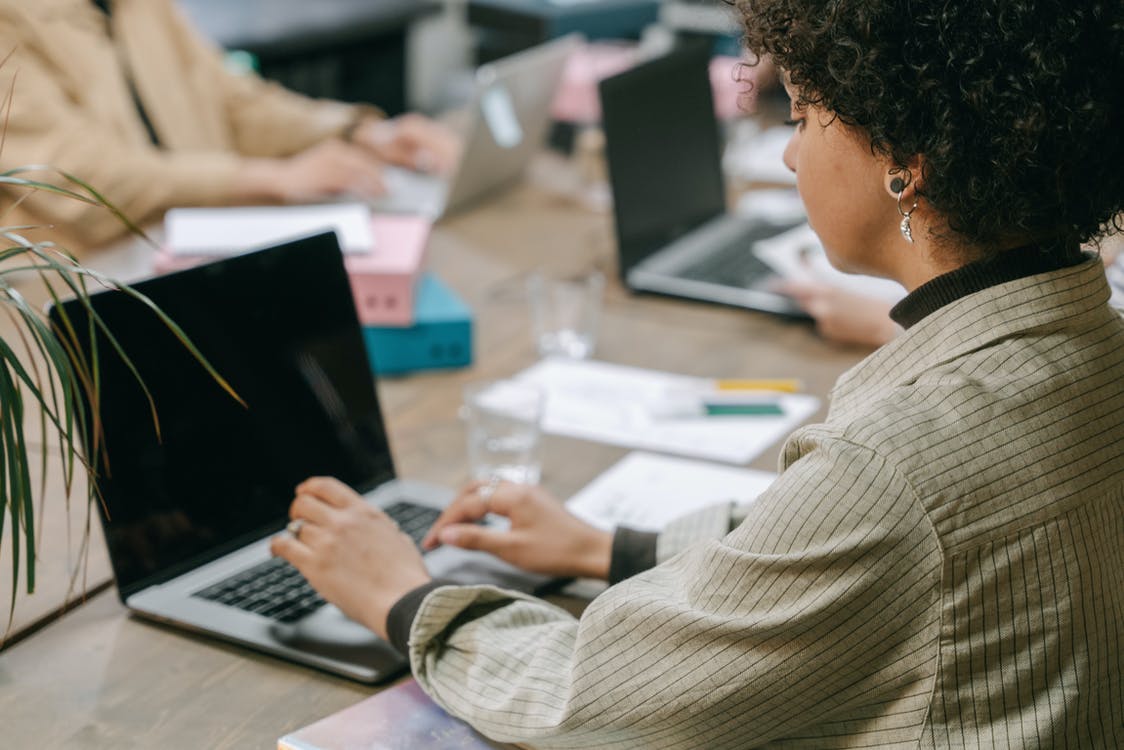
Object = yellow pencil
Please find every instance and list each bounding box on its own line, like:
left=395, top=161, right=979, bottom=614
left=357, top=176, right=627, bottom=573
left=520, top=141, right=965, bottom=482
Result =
left=714, top=379, right=803, bottom=393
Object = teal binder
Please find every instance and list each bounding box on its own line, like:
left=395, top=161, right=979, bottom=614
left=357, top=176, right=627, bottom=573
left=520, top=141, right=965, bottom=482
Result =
left=362, top=274, right=473, bottom=375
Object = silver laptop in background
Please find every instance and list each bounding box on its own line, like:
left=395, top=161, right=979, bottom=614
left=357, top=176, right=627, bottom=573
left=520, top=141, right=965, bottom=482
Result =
left=373, top=34, right=581, bottom=219
left=48, top=233, right=545, bottom=684
left=599, top=41, right=805, bottom=316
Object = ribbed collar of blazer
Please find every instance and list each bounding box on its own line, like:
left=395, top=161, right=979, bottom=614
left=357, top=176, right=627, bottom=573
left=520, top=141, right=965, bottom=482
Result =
left=827, top=257, right=1116, bottom=420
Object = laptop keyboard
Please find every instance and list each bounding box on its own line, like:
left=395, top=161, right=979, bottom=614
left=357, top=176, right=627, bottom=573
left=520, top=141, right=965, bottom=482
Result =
left=194, top=556, right=327, bottom=623
left=192, top=501, right=442, bottom=623
left=382, top=501, right=444, bottom=543
left=676, top=236, right=776, bottom=288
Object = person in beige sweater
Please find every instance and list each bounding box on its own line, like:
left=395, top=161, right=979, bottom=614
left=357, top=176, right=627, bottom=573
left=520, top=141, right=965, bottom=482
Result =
left=0, top=0, right=457, bottom=253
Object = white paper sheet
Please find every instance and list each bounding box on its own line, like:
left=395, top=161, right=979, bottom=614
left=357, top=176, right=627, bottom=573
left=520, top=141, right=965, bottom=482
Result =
left=165, top=203, right=375, bottom=256
left=515, top=359, right=820, bottom=464
left=567, top=451, right=777, bottom=532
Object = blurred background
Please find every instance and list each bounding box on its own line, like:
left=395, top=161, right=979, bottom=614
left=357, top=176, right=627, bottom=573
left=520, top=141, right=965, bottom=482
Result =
left=176, top=0, right=747, bottom=117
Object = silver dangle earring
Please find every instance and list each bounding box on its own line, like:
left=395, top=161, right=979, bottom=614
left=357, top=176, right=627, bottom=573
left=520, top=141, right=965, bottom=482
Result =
left=890, top=176, right=918, bottom=243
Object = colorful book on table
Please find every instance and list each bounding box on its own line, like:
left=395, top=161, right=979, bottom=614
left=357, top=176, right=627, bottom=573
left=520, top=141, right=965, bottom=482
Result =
left=277, top=678, right=519, bottom=750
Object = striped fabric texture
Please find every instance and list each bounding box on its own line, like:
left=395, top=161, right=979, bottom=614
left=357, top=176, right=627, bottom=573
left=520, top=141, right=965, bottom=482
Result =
left=407, top=258, right=1124, bottom=749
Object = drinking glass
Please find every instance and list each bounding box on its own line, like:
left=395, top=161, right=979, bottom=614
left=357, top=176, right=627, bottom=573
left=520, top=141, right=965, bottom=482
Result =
left=527, top=270, right=605, bottom=359
left=462, top=379, right=545, bottom=484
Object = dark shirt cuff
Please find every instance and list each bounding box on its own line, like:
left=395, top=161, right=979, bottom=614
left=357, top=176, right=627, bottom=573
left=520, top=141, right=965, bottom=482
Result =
left=386, top=579, right=456, bottom=655
left=608, top=527, right=659, bottom=585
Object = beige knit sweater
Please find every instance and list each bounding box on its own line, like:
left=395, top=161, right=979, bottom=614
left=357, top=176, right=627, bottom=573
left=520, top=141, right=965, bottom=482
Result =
left=0, top=0, right=363, bottom=253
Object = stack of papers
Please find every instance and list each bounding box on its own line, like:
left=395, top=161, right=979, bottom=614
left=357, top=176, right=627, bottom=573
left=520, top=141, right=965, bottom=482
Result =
left=515, top=358, right=820, bottom=464
left=567, top=451, right=777, bottom=532
left=165, top=203, right=375, bottom=257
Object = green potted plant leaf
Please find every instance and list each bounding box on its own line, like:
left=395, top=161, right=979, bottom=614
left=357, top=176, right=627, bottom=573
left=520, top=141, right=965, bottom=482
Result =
left=0, top=164, right=240, bottom=636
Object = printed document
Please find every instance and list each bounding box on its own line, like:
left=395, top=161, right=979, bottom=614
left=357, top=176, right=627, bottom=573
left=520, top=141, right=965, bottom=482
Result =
left=515, top=358, right=820, bottom=464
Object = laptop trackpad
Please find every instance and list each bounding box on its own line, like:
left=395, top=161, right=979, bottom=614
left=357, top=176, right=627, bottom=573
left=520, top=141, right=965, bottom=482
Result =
left=270, top=605, right=403, bottom=666
left=425, top=544, right=550, bottom=593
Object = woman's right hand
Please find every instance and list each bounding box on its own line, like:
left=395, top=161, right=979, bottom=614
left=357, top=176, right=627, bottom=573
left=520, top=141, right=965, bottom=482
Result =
left=422, top=481, right=614, bottom=581
left=237, top=139, right=386, bottom=204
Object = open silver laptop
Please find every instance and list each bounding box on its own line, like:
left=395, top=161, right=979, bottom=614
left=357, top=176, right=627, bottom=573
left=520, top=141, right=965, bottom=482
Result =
left=600, top=41, right=805, bottom=316
left=48, top=233, right=544, bottom=683
left=373, top=34, right=581, bottom=219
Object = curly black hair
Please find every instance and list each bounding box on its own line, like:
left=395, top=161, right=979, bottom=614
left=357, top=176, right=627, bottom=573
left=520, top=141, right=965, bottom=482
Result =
left=735, top=0, right=1124, bottom=255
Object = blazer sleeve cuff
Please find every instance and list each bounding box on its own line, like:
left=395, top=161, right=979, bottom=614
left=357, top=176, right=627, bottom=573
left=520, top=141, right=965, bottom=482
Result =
left=608, top=527, right=659, bottom=585
left=386, top=579, right=457, bottom=655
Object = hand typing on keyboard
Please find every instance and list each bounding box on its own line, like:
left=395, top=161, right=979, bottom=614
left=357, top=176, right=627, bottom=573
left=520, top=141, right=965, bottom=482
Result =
left=270, top=476, right=432, bottom=640
left=422, top=481, right=613, bottom=581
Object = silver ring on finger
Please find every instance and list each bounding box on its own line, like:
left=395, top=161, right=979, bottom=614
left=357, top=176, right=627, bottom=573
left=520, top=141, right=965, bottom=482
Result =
left=286, top=518, right=306, bottom=539
left=477, top=477, right=501, bottom=512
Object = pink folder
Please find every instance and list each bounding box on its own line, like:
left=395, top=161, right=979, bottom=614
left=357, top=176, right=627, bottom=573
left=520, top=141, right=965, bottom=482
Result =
left=345, top=215, right=430, bottom=327
left=550, top=43, right=753, bottom=124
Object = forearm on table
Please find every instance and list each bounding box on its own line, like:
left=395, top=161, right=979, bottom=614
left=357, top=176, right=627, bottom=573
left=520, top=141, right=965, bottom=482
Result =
left=6, top=148, right=246, bottom=247
left=169, top=0, right=379, bottom=157
left=393, top=468, right=939, bottom=747
left=384, top=528, right=652, bottom=652
left=387, top=501, right=742, bottom=648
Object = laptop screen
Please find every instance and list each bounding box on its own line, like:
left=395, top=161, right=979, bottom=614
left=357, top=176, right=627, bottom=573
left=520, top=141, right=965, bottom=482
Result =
left=49, top=234, right=395, bottom=597
left=443, top=34, right=579, bottom=213
left=600, top=41, right=727, bottom=279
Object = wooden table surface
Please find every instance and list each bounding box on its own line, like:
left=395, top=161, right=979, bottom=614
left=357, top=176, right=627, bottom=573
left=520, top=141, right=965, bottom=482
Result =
left=0, top=154, right=867, bottom=749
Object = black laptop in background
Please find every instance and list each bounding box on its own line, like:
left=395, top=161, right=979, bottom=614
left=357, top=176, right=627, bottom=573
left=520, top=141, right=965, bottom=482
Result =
left=599, top=41, right=804, bottom=315
left=47, top=233, right=543, bottom=683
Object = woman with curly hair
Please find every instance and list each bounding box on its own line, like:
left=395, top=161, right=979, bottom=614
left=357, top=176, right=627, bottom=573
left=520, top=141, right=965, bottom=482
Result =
left=274, top=1, right=1124, bottom=746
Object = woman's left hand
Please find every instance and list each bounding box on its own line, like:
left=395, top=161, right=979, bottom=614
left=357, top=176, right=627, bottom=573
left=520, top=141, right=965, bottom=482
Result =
left=270, top=476, right=431, bottom=639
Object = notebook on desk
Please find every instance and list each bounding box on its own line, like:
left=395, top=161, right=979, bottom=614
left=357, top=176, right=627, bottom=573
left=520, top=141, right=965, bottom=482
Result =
left=47, top=232, right=545, bottom=683
left=599, top=40, right=805, bottom=316
left=278, top=678, right=517, bottom=750
left=373, top=34, right=580, bottom=220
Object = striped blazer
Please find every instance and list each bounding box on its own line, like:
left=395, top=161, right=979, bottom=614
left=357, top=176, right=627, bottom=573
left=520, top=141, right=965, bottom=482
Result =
left=406, top=258, right=1124, bottom=749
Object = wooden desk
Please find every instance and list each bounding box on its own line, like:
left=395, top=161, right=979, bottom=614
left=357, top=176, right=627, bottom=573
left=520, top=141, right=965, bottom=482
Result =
left=0, top=155, right=865, bottom=748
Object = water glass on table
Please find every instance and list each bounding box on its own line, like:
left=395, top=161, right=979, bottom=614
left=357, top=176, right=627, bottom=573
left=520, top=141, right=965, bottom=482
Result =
left=462, top=379, right=546, bottom=485
left=527, top=270, right=605, bottom=359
